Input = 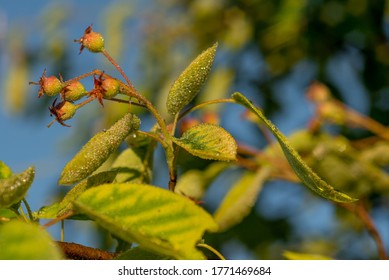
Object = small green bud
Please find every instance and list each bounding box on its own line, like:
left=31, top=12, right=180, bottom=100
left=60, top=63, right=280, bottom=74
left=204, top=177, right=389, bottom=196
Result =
left=75, top=25, right=105, bottom=53
left=102, top=78, right=120, bottom=99
left=62, top=81, right=87, bottom=101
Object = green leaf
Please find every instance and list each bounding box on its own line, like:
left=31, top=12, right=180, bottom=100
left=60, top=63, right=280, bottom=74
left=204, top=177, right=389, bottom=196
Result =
left=59, top=113, right=140, bottom=185
left=0, top=208, right=18, bottom=222
left=0, top=161, right=12, bottom=179
left=0, top=220, right=63, bottom=259
left=35, top=171, right=117, bottom=219
left=174, top=170, right=204, bottom=200
left=174, top=162, right=229, bottom=201
left=73, top=183, right=218, bottom=259
left=167, top=42, right=217, bottom=115
left=0, top=166, right=35, bottom=208
left=214, top=167, right=271, bottom=231
left=173, top=123, right=237, bottom=161
left=283, top=251, right=332, bottom=260
left=232, top=92, right=357, bottom=203
left=111, top=147, right=153, bottom=184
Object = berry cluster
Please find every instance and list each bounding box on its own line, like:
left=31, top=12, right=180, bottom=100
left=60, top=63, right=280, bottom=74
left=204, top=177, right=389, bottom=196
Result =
left=30, top=26, right=121, bottom=127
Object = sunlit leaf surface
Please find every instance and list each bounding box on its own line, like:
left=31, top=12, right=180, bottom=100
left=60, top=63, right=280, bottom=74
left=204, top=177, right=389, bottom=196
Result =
left=173, top=123, right=237, bottom=161
left=214, top=167, right=271, bottom=231
left=74, top=183, right=218, bottom=259
left=0, top=220, right=63, bottom=259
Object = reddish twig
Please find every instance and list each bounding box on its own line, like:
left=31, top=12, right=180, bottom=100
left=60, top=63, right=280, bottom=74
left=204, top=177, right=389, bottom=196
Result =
left=57, top=241, right=117, bottom=260
left=338, top=200, right=388, bottom=260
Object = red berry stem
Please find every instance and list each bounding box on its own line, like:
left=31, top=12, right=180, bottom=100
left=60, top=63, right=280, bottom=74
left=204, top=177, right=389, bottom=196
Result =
left=104, top=97, right=147, bottom=109
left=101, top=49, right=138, bottom=95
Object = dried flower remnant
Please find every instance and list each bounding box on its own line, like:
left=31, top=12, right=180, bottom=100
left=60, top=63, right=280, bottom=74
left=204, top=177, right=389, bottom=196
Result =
left=48, top=98, right=77, bottom=127
left=88, top=72, right=120, bottom=107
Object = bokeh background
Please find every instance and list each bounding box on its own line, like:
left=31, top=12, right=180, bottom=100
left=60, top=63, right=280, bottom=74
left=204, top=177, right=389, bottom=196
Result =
left=1, top=0, right=388, bottom=259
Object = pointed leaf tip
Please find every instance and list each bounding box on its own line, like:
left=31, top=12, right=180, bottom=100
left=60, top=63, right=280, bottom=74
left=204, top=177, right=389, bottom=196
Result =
left=0, top=161, right=12, bottom=179
left=214, top=167, right=271, bottom=232
left=167, top=42, right=218, bottom=116
left=0, top=166, right=35, bottom=208
left=232, top=92, right=357, bottom=203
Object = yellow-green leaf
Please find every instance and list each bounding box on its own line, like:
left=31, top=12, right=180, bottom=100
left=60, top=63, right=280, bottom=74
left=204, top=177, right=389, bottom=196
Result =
left=173, top=123, right=237, bottom=161
left=174, top=162, right=229, bottom=201
left=174, top=170, right=205, bottom=200
left=59, top=113, right=140, bottom=185
left=214, top=167, right=271, bottom=231
left=283, top=251, right=332, bottom=260
left=167, top=43, right=217, bottom=115
left=0, top=220, right=63, bottom=259
left=232, top=92, right=357, bottom=203
left=0, top=166, right=35, bottom=208
left=0, top=161, right=12, bottom=179
left=111, top=147, right=153, bottom=184
left=73, top=183, right=218, bottom=259
left=35, top=171, right=117, bottom=219
left=0, top=208, right=18, bottom=222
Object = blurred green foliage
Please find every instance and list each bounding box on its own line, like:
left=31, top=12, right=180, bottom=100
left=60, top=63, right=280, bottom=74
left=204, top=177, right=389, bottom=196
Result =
left=1, top=0, right=389, bottom=259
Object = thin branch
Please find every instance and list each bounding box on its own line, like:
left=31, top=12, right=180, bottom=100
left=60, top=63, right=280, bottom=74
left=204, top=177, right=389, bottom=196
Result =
left=63, top=69, right=102, bottom=85
left=338, top=200, right=388, bottom=260
left=22, top=198, right=34, bottom=221
left=101, top=50, right=138, bottom=94
left=104, top=97, right=148, bottom=109
left=178, top=98, right=235, bottom=120
left=137, top=130, right=165, bottom=146
left=57, top=241, right=117, bottom=260
left=197, top=243, right=225, bottom=260
left=44, top=211, right=74, bottom=228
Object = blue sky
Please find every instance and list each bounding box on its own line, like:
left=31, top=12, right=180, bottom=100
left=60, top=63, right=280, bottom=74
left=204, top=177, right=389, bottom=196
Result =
left=1, top=1, right=386, bottom=258
left=0, top=0, right=136, bottom=247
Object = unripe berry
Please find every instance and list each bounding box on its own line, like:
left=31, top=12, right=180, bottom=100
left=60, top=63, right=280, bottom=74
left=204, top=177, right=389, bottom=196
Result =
left=58, top=101, right=77, bottom=121
left=29, top=70, right=63, bottom=98
left=75, top=25, right=105, bottom=53
left=42, top=76, right=63, bottom=97
left=102, top=78, right=120, bottom=99
left=83, top=31, right=104, bottom=53
left=48, top=99, right=77, bottom=127
left=62, top=81, right=87, bottom=101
